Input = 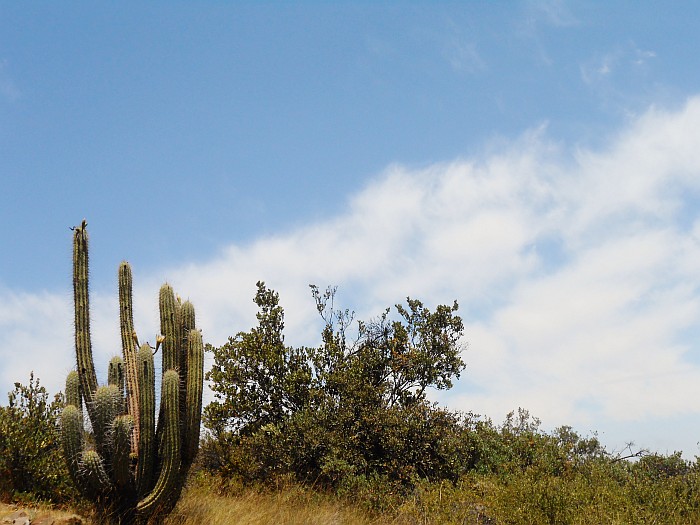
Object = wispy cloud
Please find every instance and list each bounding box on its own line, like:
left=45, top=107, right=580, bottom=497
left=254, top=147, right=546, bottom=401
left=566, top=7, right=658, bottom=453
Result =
left=4, top=97, right=700, bottom=455
left=580, top=42, right=658, bottom=112
left=526, top=0, right=579, bottom=28
left=442, top=35, right=485, bottom=74
left=0, top=59, right=20, bottom=101
left=516, top=0, right=579, bottom=66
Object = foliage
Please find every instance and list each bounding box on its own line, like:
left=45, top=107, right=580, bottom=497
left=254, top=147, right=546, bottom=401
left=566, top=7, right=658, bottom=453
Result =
left=0, top=373, right=76, bottom=503
left=205, top=283, right=312, bottom=436
left=194, top=421, right=700, bottom=525
left=204, top=282, right=466, bottom=489
left=3, top=368, right=700, bottom=523
left=204, top=333, right=700, bottom=523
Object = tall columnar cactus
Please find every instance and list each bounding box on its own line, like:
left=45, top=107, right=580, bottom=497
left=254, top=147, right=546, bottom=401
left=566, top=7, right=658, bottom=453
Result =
left=61, top=220, right=204, bottom=524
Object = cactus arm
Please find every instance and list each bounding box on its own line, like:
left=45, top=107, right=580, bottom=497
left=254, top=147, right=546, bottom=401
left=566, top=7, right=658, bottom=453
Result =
left=72, top=220, right=98, bottom=418
left=112, top=415, right=134, bottom=489
left=93, top=385, right=123, bottom=459
left=81, top=450, right=113, bottom=496
left=107, top=355, right=126, bottom=414
left=61, top=404, right=84, bottom=488
left=136, top=343, right=156, bottom=497
left=183, top=329, right=204, bottom=466
left=119, top=261, right=141, bottom=454
left=153, top=327, right=205, bottom=518
left=157, top=283, right=179, bottom=454
left=136, top=370, right=181, bottom=518
left=179, top=302, right=196, bottom=388
left=107, top=356, right=125, bottom=394
left=180, top=301, right=196, bottom=350
left=65, top=370, right=81, bottom=410
left=178, top=301, right=196, bottom=454
left=159, top=284, right=179, bottom=373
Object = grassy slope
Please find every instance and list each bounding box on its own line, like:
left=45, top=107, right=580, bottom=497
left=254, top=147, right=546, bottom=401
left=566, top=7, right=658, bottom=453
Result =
left=6, top=466, right=700, bottom=525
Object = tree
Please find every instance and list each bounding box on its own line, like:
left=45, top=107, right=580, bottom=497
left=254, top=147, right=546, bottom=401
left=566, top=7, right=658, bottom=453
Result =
left=204, top=282, right=468, bottom=488
left=205, top=282, right=313, bottom=437
left=310, top=284, right=465, bottom=410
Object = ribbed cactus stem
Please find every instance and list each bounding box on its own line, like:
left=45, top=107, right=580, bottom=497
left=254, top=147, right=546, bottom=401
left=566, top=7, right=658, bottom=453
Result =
left=137, top=370, right=181, bottom=517
left=179, top=301, right=196, bottom=371
left=65, top=370, right=81, bottom=410
left=137, top=343, right=156, bottom=498
left=112, top=415, right=134, bottom=489
left=159, top=284, right=179, bottom=373
left=61, top=404, right=83, bottom=486
left=179, top=301, right=196, bottom=451
left=93, top=385, right=123, bottom=459
left=81, top=450, right=112, bottom=495
left=157, top=283, right=179, bottom=452
left=108, top=356, right=125, bottom=399
left=183, top=329, right=204, bottom=466
left=73, top=220, right=97, bottom=419
left=119, top=261, right=141, bottom=455
left=180, top=302, right=195, bottom=342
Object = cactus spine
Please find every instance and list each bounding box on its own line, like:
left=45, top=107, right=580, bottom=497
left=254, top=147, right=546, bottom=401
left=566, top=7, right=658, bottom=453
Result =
left=60, top=220, right=204, bottom=524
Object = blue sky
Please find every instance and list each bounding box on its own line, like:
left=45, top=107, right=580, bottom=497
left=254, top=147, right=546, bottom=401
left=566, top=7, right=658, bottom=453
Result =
left=4, top=1, right=700, bottom=457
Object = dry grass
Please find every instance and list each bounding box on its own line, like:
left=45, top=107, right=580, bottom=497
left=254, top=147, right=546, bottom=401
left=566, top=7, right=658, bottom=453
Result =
left=9, top=467, right=700, bottom=525
left=1, top=483, right=401, bottom=525
left=162, top=476, right=487, bottom=525
left=164, top=481, right=393, bottom=525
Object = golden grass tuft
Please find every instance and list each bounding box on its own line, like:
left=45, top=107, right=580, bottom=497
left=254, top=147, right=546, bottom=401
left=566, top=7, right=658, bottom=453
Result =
left=164, top=479, right=386, bottom=525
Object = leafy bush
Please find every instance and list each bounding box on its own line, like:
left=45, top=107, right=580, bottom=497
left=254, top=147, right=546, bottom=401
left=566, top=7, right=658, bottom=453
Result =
left=203, top=282, right=467, bottom=491
left=0, top=373, right=76, bottom=503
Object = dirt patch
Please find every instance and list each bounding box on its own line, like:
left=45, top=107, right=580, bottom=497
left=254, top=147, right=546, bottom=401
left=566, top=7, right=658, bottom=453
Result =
left=0, top=504, right=84, bottom=525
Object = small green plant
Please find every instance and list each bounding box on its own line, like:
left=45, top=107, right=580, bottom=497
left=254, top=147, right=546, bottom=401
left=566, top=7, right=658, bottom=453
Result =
left=61, top=220, right=204, bottom=524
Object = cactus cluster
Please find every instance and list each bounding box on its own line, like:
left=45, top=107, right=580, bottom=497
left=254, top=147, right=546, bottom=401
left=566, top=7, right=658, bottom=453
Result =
left=61, top=220, right=204, bottom=524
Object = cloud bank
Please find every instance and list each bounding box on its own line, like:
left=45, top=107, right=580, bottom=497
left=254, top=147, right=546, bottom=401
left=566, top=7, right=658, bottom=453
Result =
left=4, top=97, right=700, bottom=455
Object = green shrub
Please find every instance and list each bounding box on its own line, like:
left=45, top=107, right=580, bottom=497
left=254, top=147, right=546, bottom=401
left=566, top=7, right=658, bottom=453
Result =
left=204, top=282, right=468, bottom=492
left=0, top=373, right=76, bottom=503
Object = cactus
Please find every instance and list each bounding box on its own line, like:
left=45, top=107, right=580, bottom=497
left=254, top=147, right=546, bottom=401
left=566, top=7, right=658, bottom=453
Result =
left=119, top=261, right=141, bottom=455
left=60, top=220, right=204, bottom=524
left=65, top=370, right=81, bottom=410
left=61, top=404, right=83, bottom=487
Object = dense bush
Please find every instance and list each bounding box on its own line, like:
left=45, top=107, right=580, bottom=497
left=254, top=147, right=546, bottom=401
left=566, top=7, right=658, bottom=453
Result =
left=0, top=373, right=76, bottom=503
left=204, top=282, right=468, bottom=491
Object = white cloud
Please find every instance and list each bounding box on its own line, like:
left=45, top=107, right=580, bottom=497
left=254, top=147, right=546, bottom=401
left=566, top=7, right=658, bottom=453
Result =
left=4, top=97, right=700, bottom=456
left=0, top=289, right=72, bottom=394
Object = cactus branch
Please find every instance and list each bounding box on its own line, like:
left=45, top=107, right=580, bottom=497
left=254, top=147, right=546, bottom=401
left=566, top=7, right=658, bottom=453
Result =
left=72, top=220, right=97, bottom=421
left=119, top=262, right=141, bottom=455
